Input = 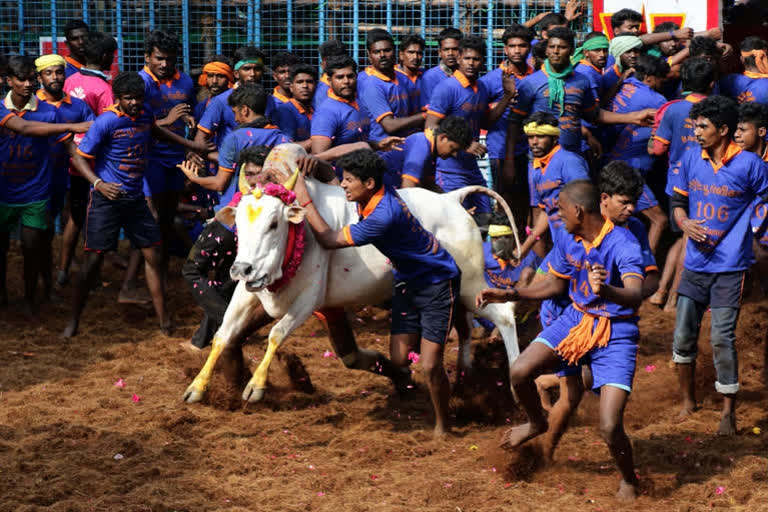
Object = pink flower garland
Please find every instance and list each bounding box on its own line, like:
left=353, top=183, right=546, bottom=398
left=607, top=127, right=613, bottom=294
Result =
left=257, top=183, right=305, bottom=293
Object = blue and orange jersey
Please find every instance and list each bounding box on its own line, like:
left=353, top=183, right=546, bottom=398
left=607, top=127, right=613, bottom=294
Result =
left=719, top=72, right=768, bottom=105
left=750, top=149, right=768, bottom=246
left=313, top=74, right=332, bottom=109
left=343, top=186, right=460, bottom=285
left=0, top=94, right=72, bottom=203
left=479, top=62, right=534, bottom=160
left=512, top=68, right=599, bottom=152
left=670, top=142, right=768, bottom=272
left=274, top=99, right=313, bottom=141
left=311, top=90, right=370, bottom=146
left=395, top=65, right=424, bottom=110
left=605, top=77, right=667, bottom=173
left=401, top=128, right=437, bottom=185
left=547, top=218, right=644, bottom=317
left=483, top=240, right=541, bottom=289
left=655, top=94, right=706, bottom=196
left=421, top=64, right=454, bottom=107
left=528, top=145, right=590, bottom=234
left=272, top=86, right=291, bottom=106
left=76, top=104, right=155, bottom=199
left=139, top=66, right=196, bottom=166
left=64, top=56, right=83, bottom=79
left=358, top=66, right=418, bottom=142
left=574, top=59, right=605, bottom=153
left=600, top=64, right=623, bottom=97
left=197, top=86, right=277, bottom=150
left=216, top=123, right=293, bottom=208
left=35, top=90, right=95, bottom=187
left=427, top=70, right=490, bottom=175
left=625, top=216, right=658, bottom=273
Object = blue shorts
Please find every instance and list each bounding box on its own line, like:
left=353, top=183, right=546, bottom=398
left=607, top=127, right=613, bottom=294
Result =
left=533, top=305, right=639, bottom=392
left=636, top=183, right=658, bottom=212
left=436, top=170, right=491, bottom=213
left=391, top=275, right=460, bottom=344
left=84, top=191, right=162, bottom=252
left=677, top=269, right=745, bottom=309
left=142, top=162, right=186, bottom=197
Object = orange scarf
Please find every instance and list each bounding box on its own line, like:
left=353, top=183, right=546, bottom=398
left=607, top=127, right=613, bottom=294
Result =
left=555, top=304, right=611, bottom=365
left=198, top=61, right=234, bottom=87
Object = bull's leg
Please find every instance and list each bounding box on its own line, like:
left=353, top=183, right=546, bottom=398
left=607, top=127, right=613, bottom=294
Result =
left=243, top=307, right=314, bottom=403
left=476, top=301, right=519, bottom=365
left=183, top=282, right=262, bottom=403
left=453, top=306, right=475, bottom=378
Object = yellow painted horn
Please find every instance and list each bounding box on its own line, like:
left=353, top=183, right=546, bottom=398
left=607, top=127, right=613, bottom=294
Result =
left=283, top=168, right=300, bottom=191
left=237, top=163, right=252, bottom=194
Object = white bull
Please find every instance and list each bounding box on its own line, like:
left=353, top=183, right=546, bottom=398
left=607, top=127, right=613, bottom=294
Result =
left=183, top=171, right=521, bottom=404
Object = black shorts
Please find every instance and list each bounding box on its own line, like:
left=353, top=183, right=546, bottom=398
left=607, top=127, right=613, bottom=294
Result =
left=84, top=191, right=162, bottom=252
left=391, top=275, right=461, bottom=345
left=677, top=269, right=745, bottom=309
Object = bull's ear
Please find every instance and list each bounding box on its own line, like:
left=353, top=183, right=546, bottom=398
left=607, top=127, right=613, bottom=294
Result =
left=284, top=205, right=306, bottom=224
left=215, top=206, right=237, bottom=228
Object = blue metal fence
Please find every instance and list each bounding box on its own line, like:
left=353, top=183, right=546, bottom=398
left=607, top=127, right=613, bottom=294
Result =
left=1, top=0, right=591, bottom=74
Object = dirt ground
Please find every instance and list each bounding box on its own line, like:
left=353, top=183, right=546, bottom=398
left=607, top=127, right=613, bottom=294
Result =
left=2, top=240, right=768, bottom=512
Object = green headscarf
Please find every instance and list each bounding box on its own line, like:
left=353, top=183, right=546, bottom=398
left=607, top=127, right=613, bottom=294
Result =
left=609, top=35, right=643, bottom=71
left=570, top=35, right=610, bottom=66
left=544, top=59, right=575, bottom=115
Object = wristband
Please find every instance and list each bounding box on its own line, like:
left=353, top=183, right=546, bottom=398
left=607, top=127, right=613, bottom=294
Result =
left=669, top=31, right=678, bottom=41
left=300, top=199, right=313, bottom=208
left=93, top=178, right=103, bottom=189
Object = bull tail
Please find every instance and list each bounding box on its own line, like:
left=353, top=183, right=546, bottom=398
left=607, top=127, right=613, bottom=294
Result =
left=447, top=186, right=522, bottom=259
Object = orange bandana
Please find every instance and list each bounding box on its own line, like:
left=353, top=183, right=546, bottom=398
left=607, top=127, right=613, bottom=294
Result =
left=198, top=61, right=234, bottom=87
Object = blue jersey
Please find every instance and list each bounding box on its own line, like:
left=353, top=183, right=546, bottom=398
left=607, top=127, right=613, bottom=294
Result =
left=528, top=145, right=590, bottom=239
left=35, top=90, right=94, bottom=188
left=670, top=143, right=768, bottom=272
left=358, top=66, right=417, bottom=142
left=76, top=105, right=155, bottom=199
left=342, top=186, right=460, bottom=285
left=401, top=129, right=436, bottom=186
left=272, top=87, right=291, bottom=106
left=139, top=67, right=196, bottom=166
left=547, top=218, right=644, bottom=318
left=483, top=241, right=541, bottom=289
left=626, top=216, right=658, bottom=273
left=216, top=124, right=293, bottom=208
left=311, top=90, right=370, bottom=147
left=422, top=64, right=453, bottom=107
left=313, top=74, right=331, bottom=109
left=479, top=62, right=534, bottom=160
left=198, top=87, right=277, bottom=150
left=606, top=77, right=667, bottom=173
left=427, top=70, right=489, bottom=175
left=600, top=64, right=623, bottom=97
left=0, top=94, right=72, bottom=204
left=655, top=94, right=706, bottom=196
left=64, top=56, right=83, bottom=79
left=512, top=68, right=599, bottom=152
left=274, top=99, right=313, bottom=141
left=719, top=72, right=768, bottom=105
left=395, top=66, right=425, bottom=110
left=574, top=60, right=605, bottom=153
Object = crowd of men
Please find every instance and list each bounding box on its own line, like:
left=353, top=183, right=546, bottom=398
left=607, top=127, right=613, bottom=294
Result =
left=2, top=5, right=768, bottom=500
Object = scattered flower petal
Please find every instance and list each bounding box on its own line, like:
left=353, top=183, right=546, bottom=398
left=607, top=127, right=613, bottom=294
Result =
left=316, top=492, right=325, bottom=497
left=113, top=453, right=124, bottom=460
left=752, top=427, right=762, bottom=435
left=131, top=393, right=141, bottom=403
left=114, top=378, right=126, bottom=388
left=407, top=351, right=420, bottom=364
left=322, top=350, right=336, bottom=358
left=644, top=364, right=657, bottom=373
left=715, top=486, right=726, bottom=495
left=469, top=445, right=478, bottom=451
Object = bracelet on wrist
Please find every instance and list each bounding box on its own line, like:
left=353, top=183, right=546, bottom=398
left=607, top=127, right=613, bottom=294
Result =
left=669, top=30, right=678, bottom=41
left=300, top=199, right=313, bottom=208
left=93, top=178, right=103, bottom=190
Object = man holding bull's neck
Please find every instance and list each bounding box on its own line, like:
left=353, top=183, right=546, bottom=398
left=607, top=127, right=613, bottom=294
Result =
left=294, top=149, right=460, bottom=437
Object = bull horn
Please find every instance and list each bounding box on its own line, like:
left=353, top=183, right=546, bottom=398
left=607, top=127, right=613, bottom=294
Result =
left=283, top=168, right=300, bottom=191
left=237, top=164, right=252, bottom=194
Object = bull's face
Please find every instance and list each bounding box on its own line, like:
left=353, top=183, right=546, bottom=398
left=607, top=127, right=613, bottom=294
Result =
left=228, top=192, right=306, bottom=291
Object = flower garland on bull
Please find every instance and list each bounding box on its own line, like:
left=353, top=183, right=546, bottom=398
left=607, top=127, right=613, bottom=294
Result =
left=243, top=169, right=307, bottom=293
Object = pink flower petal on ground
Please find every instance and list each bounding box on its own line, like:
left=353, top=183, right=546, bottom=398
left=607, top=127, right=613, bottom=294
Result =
left=131, top=393, right=140, bottom=403
left=407, top=351, right=420, bottom=364
left=644, top=364, right=657, bottom=373
left=114, top=378, right=126, bottom=388
left=316, top=492, right=325, bottom=497
left=370, top=474, right=378, bottom=480
left=322, top=350, right=336, bottom=358
left=715, top=486, right=726, bottom=495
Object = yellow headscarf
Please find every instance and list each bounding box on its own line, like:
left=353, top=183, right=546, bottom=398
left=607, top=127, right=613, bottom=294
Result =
left=35, top=54, right=66, bottom=73
left=523, top=122, right=561, bottom=137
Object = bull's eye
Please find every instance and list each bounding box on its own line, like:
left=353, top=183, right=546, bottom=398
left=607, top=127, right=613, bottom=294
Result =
left=269, top=221, right=278, bottom=230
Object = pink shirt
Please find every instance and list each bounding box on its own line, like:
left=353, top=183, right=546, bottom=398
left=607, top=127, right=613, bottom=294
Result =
left=64, top=70, right=114, bottom=115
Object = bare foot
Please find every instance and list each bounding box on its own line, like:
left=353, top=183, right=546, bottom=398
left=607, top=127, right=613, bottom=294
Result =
left=161, top=321, right=175, bottom=337
left=663, top=292, right=678, bottom=313
left=500, top=421, right=548, bottom=450
left=433, top=424, right=450, bottom=438
left=616, top=479, right=638, bottom=501
left=179, top=340, right=203, bottom=353
left=717, top=412, right=737, bottom=436
left=117, top=287, right=151, bottom=305
left=675, top=402, right=697, bottom=422
left=648, top=290, right=667, bottom=307
left=60, top=319, right=79, bottom=339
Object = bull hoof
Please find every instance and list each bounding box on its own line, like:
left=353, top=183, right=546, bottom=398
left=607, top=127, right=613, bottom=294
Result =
left=242, top=385, right=265, bottom=403
left=183, top=383, right=207, bottom=403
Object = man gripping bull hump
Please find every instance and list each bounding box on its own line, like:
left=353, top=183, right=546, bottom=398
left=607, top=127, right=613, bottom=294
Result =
left=293, top=149, right=461, bottom=437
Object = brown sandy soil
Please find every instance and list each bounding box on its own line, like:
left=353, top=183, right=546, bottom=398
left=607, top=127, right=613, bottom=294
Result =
left=1, top=240, right=767, bottom=512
